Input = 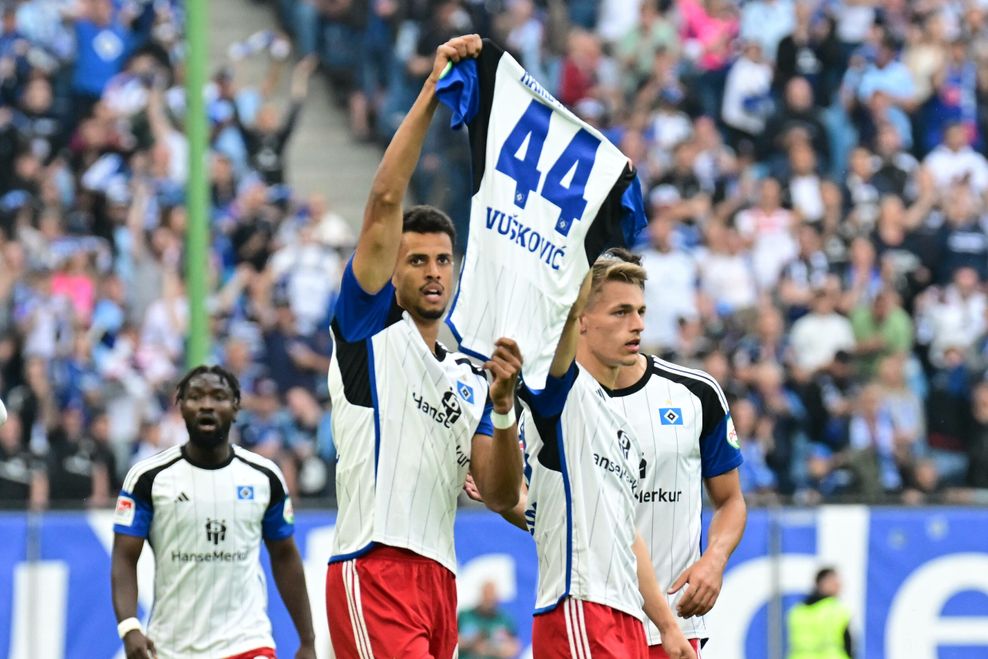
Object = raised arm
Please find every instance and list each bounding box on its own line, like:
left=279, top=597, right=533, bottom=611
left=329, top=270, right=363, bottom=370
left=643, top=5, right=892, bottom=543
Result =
left=351, top=34, right=482, bottom=294
left=634, top=534, right=696, bottom=659
left=470, top=339, right=524, bottom=513
left=548, top=273, right=592, bottom=377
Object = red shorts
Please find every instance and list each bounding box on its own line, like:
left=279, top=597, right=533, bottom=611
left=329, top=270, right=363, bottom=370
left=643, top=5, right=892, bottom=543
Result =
left=326, top=545, right=457, bottom=659
left=532, top=598, right=648, bottom=659
left=649, top=638, right=702, bottom=658
left=224, top=649, right=275, bottom=659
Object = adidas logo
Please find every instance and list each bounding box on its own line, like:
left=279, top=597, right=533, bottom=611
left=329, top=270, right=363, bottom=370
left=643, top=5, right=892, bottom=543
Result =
left=175, top=492, right=190, bottom=503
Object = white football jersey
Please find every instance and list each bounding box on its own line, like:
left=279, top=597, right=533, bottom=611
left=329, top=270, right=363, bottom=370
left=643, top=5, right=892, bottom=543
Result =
left=328, top=261, right=493, bottom=573
left=519, top=363, right=645, bottom=620
left=435, top=39, right=646, bottom=389
left=113, top=444, right=295, bottom=659
left=607, top=356, right=742, bottom=644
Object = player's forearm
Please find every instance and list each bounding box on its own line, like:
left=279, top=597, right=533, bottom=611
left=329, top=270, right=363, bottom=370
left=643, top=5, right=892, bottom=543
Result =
left=704, top=488, right=747, bottom=568
left=499, top=490, right=529, bottom=531
left=633, top=534, right=678, bottom=634
left=367, top=80, right=439, bottom=209
left=110, top=555, right=140, bottom=621
left=269, top=541, right=316, bottom=645
left=475, top=426, right=523, bottom=513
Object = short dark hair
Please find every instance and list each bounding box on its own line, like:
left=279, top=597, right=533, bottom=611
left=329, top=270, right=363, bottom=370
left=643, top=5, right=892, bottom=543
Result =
left=175, top=365, right=241, bottom=404
left=402, top=205, right=456, bottom=245
left=815, top=567, right=837, bottom=586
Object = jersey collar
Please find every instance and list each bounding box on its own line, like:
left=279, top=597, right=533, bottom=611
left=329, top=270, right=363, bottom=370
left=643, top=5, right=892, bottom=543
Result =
left=602, top=355, right=652, bottom=398
left=181, top=444, right=236, bottom=470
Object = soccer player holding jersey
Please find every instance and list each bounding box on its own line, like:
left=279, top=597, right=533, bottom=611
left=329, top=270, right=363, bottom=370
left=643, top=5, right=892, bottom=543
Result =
left=505, top=257, right=695, bottom=659
left=324, top=34, right=524, bottom=659
left=111, top=366, right=316, bottom=659
left=592, top=249, right=747, bottom=658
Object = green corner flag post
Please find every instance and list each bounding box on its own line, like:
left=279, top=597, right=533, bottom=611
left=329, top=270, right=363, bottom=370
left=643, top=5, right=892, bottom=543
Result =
left=185, top=0, right=210, bottom=367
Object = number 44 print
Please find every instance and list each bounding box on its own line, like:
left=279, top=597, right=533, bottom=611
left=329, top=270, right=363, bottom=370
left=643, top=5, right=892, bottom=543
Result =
left=495, top=99, right=602, bottom=237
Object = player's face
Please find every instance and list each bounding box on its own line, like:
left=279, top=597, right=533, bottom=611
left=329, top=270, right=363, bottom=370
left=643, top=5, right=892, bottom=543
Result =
left=180, top=373, right=239, bottom=448
left=393, top=232, right=454, bottom=322
left=580, top=281, right=646, bottom=368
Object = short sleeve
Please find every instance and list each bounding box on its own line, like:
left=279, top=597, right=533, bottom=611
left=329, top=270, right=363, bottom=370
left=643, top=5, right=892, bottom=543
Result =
left=332, top=257, right=397, bottom=342
left=620, top=175, right=647, bottom=247
left=435, top=58, right=480, bottom=129
left=699, top=410, right=744, bottom=479
left=262, top=492, right=295, bottom=541
left=519, top=362, right=578, bottom=418
left=113, top=490, right=153, bottom=537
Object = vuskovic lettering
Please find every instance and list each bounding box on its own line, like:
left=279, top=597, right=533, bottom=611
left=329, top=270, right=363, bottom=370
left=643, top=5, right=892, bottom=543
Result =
left=484, top=206, right=566, bottom=270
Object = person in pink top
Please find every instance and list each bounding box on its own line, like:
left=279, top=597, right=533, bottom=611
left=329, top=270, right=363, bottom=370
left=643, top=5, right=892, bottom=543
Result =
left=679, top=0, right=739, bottom=119
left=51, top=251, right=96, bottom=324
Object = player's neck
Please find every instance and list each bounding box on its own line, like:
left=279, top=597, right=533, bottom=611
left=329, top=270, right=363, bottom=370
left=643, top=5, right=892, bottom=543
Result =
left=614, top=353, right=648, bottom=390
left=577, top=349, right=622, bottom=391
left=412, top=316, right=442, bottom=355
left=183, top=439, right=234, bottom=467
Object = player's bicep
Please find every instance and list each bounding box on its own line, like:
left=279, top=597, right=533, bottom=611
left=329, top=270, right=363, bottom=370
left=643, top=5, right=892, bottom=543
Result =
left=111, top=532, right=146, bottom=566
left=352, top=204, right=403, bottom=295
left=704, top=468, right=742, bottom=507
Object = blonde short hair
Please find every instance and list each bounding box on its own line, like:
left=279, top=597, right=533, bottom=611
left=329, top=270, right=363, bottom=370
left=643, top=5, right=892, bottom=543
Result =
left=590, top=248, right=647, bottom=297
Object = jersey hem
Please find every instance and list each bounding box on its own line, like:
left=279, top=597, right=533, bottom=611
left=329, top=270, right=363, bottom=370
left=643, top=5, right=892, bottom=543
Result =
left=328, top=542, right=377, bottom=563
left=534, top=595, right=645, bottom=622
left=113, top=526, right=147, bottom=538
left=368, top=536, right=458, bottom=574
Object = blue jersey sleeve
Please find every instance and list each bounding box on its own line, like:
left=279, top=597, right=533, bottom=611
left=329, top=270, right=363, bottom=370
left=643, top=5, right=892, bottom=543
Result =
left=112, top=490, right=153, bottom=538
left=332, top=258, right=397, bottom=342
left=474, top=398, right=495, bottom=437
left=700, top=411, right=744, bottom=479
left=620, top=175, right=647, bottom=247
left=262, top=494, right=295, bottom=541
left=435, top=59, right=480, bottom=129
left=519, top=362, right=578, bottom=418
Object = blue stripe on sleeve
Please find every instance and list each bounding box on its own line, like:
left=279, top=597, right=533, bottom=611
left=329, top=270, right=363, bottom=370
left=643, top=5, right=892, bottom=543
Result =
left=113, top=491, right=152, bottom=538
left=435, top=59, right=480, bottom=129
left=700, top=413, right=744, bottom=479
left=262, top=498, right=294, bottom=540
left=520, top=362, right=577, bottom=418
left=475, top=398, right=494, bottom=437
left=332, top=258, right=396, bottom=342
left=619, top=176, right=647, bottom=247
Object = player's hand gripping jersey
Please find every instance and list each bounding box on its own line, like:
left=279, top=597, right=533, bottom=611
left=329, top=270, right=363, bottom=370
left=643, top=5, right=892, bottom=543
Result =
left=435, top=40, right=646, bottom=389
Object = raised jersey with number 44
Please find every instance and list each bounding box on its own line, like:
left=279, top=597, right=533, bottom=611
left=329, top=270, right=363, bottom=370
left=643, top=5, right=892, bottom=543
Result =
left=436, top=39, right=646, bottom=390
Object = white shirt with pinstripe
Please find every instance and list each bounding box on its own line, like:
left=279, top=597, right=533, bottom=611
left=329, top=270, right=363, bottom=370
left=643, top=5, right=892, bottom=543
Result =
left=605, top=355, right=743, bottom=645
left=113, top=444, right=294, bottom=659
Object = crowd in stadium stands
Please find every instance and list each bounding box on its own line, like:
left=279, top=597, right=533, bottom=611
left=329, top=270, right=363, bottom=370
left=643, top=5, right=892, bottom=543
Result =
left=0, top=0, right=347, bottom=507
left=270, top=0, right=988, bottom=505
left=3, top=0, right=988, bottom=508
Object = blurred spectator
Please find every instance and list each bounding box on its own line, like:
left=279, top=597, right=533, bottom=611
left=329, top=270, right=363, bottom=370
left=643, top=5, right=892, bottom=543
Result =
left=850, top=288, right=913, bottom=377
left=640, top=215, right=699, bottom=354
left=789, top=276, right=855, bottom=376
left=458, top=581, right=521, bottom=659
left=965, top=381, right=988, bottom=489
